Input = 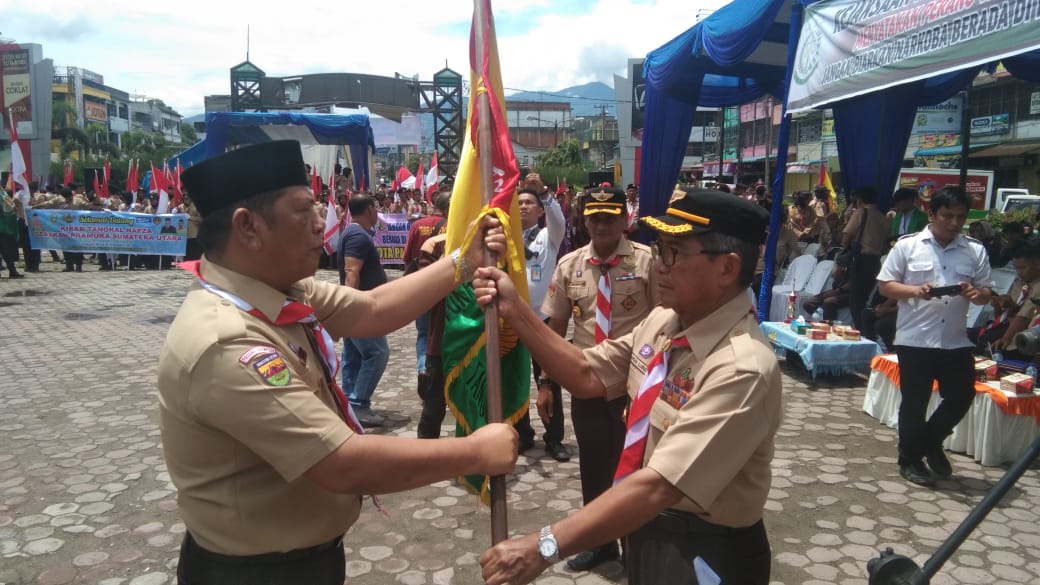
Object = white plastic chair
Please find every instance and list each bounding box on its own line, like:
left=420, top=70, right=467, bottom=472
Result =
left=802, top=243, right=821, bottom=259
left=991, top=267, right=1017, bottom=295
left=769, top=254, right=818, bottom=321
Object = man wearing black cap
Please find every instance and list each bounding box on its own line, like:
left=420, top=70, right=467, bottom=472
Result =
left=541, top=185, right=658, bottom=571
left=477, top=189, right=782, bottom=585
left=158, top=140, right=518, bottom=584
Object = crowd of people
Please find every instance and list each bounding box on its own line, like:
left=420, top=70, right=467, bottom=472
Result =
left=6, top=143, right=1037, bottom=584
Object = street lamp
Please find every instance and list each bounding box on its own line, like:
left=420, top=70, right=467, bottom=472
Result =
left=526, top=116, right=560, bottom=147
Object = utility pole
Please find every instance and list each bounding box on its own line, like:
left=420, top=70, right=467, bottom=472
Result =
left=595, top=104, right=610, bottom=170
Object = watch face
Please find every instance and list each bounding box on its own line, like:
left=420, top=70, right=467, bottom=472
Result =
left=538, top=539, right=556, bottom=557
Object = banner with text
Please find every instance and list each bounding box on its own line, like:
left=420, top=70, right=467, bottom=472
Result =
left=374, top=212, right=409, bottom=266
left=789, top=0, right=1040, bottom=113
left=27, top=210, right=189, bottom=255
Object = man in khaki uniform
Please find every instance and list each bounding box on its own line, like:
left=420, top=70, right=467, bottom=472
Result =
left=160, top=140, right=517, bottom=585
left=477, top=189, right=782, bottom=585
left=982, top=244, right=1040, bottom=360
left=541, top=185, right=658, bottom=571
left=840, top=185, right=890, bottom=331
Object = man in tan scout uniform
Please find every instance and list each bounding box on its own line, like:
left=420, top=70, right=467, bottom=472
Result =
left=477, top=189, right=782, bottom=585
left=159, top=140, right=517, bottom=585
left=541, top=185, right=658, bottom=571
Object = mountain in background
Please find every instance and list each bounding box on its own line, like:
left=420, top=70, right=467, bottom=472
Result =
left=506, top=81, right=616, bottom=118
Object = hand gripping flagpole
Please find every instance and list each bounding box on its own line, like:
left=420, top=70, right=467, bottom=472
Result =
left=472, top=0, right=508, bottom=545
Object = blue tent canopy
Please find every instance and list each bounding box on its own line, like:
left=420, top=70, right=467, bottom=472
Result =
left=637, top=0, right=1040, bottom=320
left=179, top=112, right=377, bottom=190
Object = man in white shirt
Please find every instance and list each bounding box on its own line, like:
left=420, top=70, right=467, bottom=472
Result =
left=515, top=174, right=568, bottom=459
left=877, top=186, right=994, bottom=486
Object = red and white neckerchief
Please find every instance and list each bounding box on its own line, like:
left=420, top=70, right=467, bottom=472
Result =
left=179, top=261, right=387, bottom=513
left=614, top=335, right=689, bottom=484
left=983, top=283, right=1030, bottom=335
left=179, top=261, right=365, bottom=434
left=589, top=256, right=621, bottom=343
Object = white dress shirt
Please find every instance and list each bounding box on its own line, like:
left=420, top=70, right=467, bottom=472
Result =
left=877, top=228, right=994, bottom=349
left=525, top=196, right=565, bottom=320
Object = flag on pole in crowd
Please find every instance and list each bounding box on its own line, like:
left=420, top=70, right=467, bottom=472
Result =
left=63, top=159, right=74, bottom=187
left=323, top=170, right=343, bottom=254
left=415, top=157, right=425, bottom=199
left=556, top=177, right=567, bottom=195
left=151, top=163, right=170, bottom=213
left=126, top=160, right=139, bottom=204
left=443, top=0, right=531, bottom=504
left=172, top=160, right=184, bottom=208
left=392, top=165, right=412, bottom=191
left=311, top=165, right=321, bottom=200
left=424, top=151, right=439, bottom=199
left=818, top=160, right=837, bottom=207
left=7, top=109, right=31, bottom=203
left=92, top=171, right=103, bottom=199
left=99, top=156, right=111, bottom=198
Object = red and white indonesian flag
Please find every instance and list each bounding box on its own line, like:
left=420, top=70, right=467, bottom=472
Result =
left=323, top=200, right=345, bottom=255
left=424, top=152, right=440, bottom=201
left=8, top=110, right=30, bottom=205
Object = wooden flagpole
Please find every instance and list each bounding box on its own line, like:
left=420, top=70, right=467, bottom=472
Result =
left=472, top=0, right=508, bottom=545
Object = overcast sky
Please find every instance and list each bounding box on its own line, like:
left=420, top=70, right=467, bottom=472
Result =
left=3, top=0, right=728, bottom=117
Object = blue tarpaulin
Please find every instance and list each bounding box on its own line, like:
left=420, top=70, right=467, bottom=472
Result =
left=196, top=112, right=377, bottom=191
left=637, top=0, right=1040, bottom=321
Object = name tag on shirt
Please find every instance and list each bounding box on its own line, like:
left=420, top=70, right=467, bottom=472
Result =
left=531, top=264, right=542, bottom=282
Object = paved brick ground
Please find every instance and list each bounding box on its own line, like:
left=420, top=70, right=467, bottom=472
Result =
left=2, top=260, right=1040, bottom=585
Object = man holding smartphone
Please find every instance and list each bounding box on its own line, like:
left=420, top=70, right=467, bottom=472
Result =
left=877, top=186, right=994, bottom=486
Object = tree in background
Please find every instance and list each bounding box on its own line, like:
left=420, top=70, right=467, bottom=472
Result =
left=533, top=139, right=589, bottom=189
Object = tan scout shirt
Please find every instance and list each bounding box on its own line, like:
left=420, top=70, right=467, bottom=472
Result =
left=157, top=257, right=375, bottom=555
left=583, top=294, right=782, bottom=527
left=542, top=239, right=659, bottom=348
left=843, top=204, right=889, bottom=256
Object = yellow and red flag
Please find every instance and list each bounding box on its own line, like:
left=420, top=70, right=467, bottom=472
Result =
left=443, top=0, right=531, bottom=504
left=818, top=160, right=837, bottom=207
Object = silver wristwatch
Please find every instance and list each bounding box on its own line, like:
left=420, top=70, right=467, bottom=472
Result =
left=537, top=525, right=560, bottom=563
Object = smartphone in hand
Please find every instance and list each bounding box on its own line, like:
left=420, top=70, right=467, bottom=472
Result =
left=927, top=284, right=963, bottom=298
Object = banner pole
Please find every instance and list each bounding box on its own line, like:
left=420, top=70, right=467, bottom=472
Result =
left=472, top=0, right=508, bottom=545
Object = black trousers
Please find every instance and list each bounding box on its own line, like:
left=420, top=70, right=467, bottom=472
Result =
left=626, top=511, right=770, bottom=585
left=17, top=219, right=39, bottom=271
left=0, top=232, right=18, bottom=275
left=848, top=254, right=881, bottom=331
left=516, top=352, right=564, bottom=446
left=861, top=309, right=897, bottom=352
left=185, top=238, right=202, bottom=261
left=894, top=345, right=975, bottom=465
left=177, top=532, right=345, bottom=585
left=417, top=355, right=446, bottom=439
left=572, top=394, right=627, bottom=505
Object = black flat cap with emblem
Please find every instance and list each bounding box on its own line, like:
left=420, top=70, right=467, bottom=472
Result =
left=640, top=188, right=769, bottom=245
left=584, top=186, right=627, bottom=216
left=181, top=140, right=309, bottom=218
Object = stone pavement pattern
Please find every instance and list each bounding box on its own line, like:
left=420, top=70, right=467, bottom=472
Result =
left=2, top=263, right=1040, bottom=585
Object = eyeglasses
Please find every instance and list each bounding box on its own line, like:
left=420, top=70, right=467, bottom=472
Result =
left=651, top=240, right=730, bottom=267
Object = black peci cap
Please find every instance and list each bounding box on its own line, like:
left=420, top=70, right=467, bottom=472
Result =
left=181, top=140, right=309, bottom=218
left=583, top=186, right=627, bottom=216
left=640, top=188, right=769, bottom=245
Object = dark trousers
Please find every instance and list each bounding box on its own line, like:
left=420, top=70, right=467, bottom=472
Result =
left=64, top=252, right=84, bottom=271
left=177, top=532, right=345, bottom=585
left=185, top=238, right=202, bottom=261
left=516, top=356, right=564, bottom=446
left=626, top=511, right=770, bottom=585
left=417, top=355, right=446, bottom=439
left=801, top=288, right=849, bottom=321
left=861, top=309, right=897, bottom=352
left=17, top=219, right=39, bottom=271
left=848, top=254, right=881, bottom=331
left=572, top=394, right=627, bottom=505
left=894, top=346, right=975, bottom=465
left=0, top=232, right=19, bottom=276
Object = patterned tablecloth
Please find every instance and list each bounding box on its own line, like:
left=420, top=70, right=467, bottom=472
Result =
left=759, top=321, right=880, bottom=379
left=863, top=354, right=1040, bottom=466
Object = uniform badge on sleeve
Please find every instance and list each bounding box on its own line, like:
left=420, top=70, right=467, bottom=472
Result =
left=639, top=344, right=654, bottom=358
left=253, top=353, right=291, bottom=386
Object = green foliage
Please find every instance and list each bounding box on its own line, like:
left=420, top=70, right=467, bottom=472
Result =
left=533, top=139, right=588, bottom=189
left=535, top=139, right=583, bottom=168
left=180, top=124, right=198, bottom=145
left=983, top=208, right=1036, bottom=234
